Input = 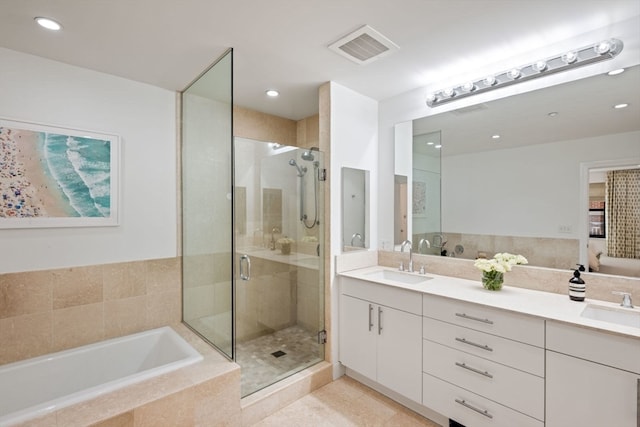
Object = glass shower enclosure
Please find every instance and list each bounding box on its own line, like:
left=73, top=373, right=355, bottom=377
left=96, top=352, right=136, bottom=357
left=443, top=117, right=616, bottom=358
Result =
left=181, top=49, right=325, bottom=397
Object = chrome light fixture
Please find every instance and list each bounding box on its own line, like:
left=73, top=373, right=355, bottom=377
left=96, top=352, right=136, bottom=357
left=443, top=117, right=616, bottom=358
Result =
left=426, top=38, right=623, bottom=107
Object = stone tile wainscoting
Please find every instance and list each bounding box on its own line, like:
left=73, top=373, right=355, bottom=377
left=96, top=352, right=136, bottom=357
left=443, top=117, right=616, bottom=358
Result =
left=0, top=257, right=181, bottom=365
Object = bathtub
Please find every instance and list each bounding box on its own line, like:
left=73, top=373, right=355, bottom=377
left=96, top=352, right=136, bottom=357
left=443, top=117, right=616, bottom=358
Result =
left=0, top=326, right=203, bottom=426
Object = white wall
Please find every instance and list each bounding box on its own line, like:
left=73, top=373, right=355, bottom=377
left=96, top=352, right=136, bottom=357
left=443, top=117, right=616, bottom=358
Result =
left=329, top=82, right=379, bottom=378
left=442, top=131, right=639, bottom=238
left=0, top=48, right=177, bottom=273
left=330, top=82, right=379, bottom=256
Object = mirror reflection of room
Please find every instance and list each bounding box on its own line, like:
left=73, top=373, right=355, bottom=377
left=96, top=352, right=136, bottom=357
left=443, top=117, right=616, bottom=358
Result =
left=588, top=166, right=640, bottom=276
left=342, top=167, right=369, bottom=251
left=394, top=65, right=640, bottom=278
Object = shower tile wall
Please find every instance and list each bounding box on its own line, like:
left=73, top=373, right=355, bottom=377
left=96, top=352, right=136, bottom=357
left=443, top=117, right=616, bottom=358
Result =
left=0, top=257, right=181, bottom=365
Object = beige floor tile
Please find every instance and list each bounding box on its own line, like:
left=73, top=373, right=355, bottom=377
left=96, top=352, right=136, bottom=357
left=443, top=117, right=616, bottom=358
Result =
left=251, top=377, right=439, bottom=427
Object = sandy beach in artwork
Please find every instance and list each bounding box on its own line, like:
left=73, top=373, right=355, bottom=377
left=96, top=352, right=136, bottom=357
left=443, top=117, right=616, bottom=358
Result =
left=0, top=127, right=69, bottom=218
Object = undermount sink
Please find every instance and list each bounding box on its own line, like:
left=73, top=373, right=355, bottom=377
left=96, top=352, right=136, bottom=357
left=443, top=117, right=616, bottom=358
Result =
left=364, top=269, right=433, bottom=285
left=580, top=304, right=640, bottom=329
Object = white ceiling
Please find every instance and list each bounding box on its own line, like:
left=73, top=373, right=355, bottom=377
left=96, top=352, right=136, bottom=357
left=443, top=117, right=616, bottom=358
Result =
left=1, top=0, right=639, bottom=120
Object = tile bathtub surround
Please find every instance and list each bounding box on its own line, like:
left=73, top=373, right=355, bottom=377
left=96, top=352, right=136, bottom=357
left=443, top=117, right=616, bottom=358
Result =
left=12, top=324, right=241, bottom=427
left=378, top=250, right=640, bottom=305
left=0, top=257, right=181, bottom=365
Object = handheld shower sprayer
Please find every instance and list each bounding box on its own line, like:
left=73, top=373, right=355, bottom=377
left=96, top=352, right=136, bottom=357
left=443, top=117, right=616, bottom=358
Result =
left=288, top=159, right=307, bottom=177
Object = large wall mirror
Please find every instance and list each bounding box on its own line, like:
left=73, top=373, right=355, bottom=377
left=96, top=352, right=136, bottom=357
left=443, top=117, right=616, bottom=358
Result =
left=395, top=65, right=640, bottom=278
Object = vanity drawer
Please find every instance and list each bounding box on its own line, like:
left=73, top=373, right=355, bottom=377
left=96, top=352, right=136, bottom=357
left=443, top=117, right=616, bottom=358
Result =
left=423, top=339, right=544, bottom=420
left=423, top=294, right=544, bottom=347
left=423, top=373, right=543, bottom=427
left=546, top=320, right=640, bottom=374
left=341, top=277, right=422, bottom=315
left=423, top=316, right=544, bottom=376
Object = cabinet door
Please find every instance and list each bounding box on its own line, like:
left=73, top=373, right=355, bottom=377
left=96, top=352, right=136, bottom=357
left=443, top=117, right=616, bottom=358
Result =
left=377, top=305, right=422, bottom=402
left=339, top=295, right=376, bottom=380
left=547, top=351, right=640, bottom=427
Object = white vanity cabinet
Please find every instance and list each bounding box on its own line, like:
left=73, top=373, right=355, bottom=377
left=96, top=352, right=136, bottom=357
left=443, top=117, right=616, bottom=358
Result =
left=339, top=277, right=422, bottom=402
left=546, top=321, right=640, bottom=427
left=421, top=295, right=545, bottom=427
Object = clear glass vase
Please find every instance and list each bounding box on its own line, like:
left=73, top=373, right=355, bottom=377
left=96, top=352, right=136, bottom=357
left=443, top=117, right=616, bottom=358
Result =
left=482, top=271, right=504, bottom=291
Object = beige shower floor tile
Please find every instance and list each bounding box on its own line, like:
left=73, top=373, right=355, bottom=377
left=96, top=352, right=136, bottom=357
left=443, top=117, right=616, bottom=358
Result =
left=251, top=376, right=440, bottom=426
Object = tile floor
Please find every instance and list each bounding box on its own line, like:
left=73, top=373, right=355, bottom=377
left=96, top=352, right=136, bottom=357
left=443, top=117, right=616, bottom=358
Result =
left=237, top=325, right=323, bottom=397
left=252, top=375, right=441, bottom=426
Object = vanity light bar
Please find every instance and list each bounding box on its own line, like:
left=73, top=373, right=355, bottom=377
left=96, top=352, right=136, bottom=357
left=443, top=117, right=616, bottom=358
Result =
left=426, top=38, right=623, bottom=107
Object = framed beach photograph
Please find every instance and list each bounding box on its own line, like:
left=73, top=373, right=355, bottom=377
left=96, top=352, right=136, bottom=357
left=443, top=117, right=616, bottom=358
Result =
left=0, top=118, right=120, bottom=228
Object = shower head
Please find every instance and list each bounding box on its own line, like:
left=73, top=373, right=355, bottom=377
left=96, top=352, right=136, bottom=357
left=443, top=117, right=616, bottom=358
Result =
left=289, top=159, right=307, bottom=177
left=301, top=151, right=315, bottom=161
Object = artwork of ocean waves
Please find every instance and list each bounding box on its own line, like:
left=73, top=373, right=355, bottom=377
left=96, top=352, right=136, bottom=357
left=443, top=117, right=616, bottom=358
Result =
left=43, top=133, right=111, bottom=217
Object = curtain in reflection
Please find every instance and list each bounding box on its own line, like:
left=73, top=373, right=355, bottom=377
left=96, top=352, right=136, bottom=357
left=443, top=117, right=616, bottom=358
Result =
left=606, top=169, right=640, bottom=259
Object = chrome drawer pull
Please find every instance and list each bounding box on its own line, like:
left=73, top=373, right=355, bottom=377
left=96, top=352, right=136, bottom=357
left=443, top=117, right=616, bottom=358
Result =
left=455, top=398, right=493, bottom=419
left=378, top=307, right=383, bottom=335
left=455, top=312, right=494, bottom=324
left=455, top=362, right=493, bottom=378
left=368, top=304, right=373, bottom=331
left=455, top=337, right=493, bottom=352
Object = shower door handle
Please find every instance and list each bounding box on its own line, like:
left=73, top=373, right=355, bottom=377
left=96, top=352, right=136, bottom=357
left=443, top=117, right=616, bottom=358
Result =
left=239, top=254, right=251, bottom=281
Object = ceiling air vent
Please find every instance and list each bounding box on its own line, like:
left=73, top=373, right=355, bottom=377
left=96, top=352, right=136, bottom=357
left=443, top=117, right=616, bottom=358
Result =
left=328, top=25, right=399, bottom=65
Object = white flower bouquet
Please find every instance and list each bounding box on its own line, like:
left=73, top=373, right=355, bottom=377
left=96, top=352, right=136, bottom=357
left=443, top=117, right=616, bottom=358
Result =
left=474, top=252, right=528, bottom=290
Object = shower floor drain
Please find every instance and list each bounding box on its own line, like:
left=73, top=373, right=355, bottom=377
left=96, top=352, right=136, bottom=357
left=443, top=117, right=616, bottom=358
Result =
left=271, top=350, right=287, bottom=358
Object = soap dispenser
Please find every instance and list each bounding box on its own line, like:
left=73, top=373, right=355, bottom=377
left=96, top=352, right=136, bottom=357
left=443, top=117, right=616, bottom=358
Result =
left=568, top=268, right=586, bottom=301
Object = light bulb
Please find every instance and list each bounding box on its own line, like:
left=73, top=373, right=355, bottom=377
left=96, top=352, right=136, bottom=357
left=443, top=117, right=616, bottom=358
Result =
left=460, top=82, right=476, bottom=93
left=442, top=88, right=455, bottom=98
left=594, top=41, right=612, bottom=55
left=507, top=68, right=521, bottom=80
left=561, top=51, right=578, bottom=64
left=483, top=76, right=496, bottom=86
left=613, top=103, right=629, bottom=109
left=426, top=93, right=437, bottom=103
left=265, top=89, right=279, bottom=97
left=532, top=60, right=547, bottom=72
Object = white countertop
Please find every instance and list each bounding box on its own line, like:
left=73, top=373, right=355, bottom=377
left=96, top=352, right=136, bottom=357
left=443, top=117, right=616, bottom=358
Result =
left=339, top=266, right=640, bottom=339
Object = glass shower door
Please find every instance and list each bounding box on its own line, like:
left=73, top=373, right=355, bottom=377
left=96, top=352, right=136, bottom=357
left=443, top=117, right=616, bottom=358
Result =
left=234, top=138, right=325, bottom=397
left=182, top=50, right=234, bottom=358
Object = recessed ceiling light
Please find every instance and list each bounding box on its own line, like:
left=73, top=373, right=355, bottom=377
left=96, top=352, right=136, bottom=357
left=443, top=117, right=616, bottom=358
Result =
left=34, top=17, right=62, bottom=31
left=548, top=112, right=559, bottom=117
left=608, top=68, right=625, bottom=76
left=265, top=89, right=279, bottom=97
left=613, top=103, right=629, bottom=109
left=492, top=134, right=501, bottom=140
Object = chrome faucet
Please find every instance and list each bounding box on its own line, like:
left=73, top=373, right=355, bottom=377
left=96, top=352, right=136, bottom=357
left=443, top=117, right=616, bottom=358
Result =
left=418, top=238, right=431, bottom=254
left=613, top=291, right=634, bottom=308
left=270, top=227, right=280, bottom=250
left=351, top=233, right=363, bottom=247
left=400, top=239, right=413, bottom=272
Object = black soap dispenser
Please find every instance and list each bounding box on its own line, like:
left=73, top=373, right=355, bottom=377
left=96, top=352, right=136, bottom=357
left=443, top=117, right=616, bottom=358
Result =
left=568, top=268, right=586, bottom=301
